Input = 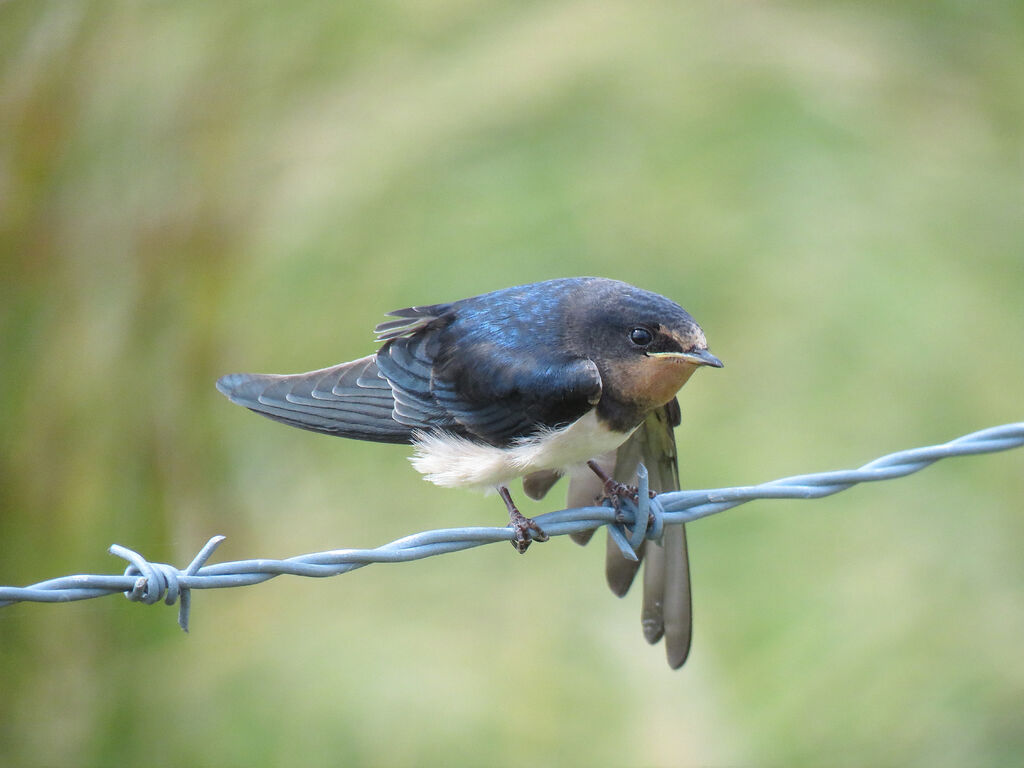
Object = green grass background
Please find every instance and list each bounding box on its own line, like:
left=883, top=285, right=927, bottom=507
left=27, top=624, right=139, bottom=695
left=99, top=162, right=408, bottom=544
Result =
left=2, top=2, right=1022, bottom=765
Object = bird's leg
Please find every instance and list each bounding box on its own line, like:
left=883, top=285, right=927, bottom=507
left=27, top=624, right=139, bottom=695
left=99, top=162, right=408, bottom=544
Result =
left=586, top=460, right=655, bottom=516
left=498, top=485, right=549, bottom=554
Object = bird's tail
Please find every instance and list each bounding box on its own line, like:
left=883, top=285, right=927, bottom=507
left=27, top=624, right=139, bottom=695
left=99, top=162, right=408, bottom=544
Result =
left=216, top=355, right=412, bottom=444
left=566, top=403, right=693, bottom=669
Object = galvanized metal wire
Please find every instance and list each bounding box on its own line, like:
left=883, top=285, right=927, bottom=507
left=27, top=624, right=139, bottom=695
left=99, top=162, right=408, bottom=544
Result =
left=2, top=422, right=1021, bottom=631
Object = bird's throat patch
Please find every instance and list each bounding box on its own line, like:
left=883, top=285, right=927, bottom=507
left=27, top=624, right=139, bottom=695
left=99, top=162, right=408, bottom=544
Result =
left=621, top=357, right=698, bottom=411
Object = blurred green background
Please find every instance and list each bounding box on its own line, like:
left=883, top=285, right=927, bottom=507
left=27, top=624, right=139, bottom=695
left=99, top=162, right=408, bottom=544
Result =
left=2, top=2, right=1023, bottom=765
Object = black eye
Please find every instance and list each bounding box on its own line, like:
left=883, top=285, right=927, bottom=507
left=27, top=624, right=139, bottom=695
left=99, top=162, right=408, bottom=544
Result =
left=629, top=327, right=653, bottom=346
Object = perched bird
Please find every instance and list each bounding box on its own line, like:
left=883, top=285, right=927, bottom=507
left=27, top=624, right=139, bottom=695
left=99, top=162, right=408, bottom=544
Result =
left=216, top=277, right=722, bottom=553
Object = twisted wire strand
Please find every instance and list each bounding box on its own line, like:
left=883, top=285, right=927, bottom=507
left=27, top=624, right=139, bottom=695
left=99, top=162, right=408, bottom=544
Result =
left=1, top=422, right=1021, bottom=631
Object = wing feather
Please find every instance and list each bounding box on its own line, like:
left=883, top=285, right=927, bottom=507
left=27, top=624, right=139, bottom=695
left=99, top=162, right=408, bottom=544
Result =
left=216, top=356, right=413, bottom=443
left=374, top=303, right=452, bottom=341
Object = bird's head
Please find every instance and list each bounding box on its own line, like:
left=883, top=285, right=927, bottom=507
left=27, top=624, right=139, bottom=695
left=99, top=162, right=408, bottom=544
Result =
left=564, top=278, right=723, bottom=416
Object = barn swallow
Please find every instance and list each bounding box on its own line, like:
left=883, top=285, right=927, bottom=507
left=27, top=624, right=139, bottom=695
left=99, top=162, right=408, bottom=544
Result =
left=216, top=277, right=722, bottom=553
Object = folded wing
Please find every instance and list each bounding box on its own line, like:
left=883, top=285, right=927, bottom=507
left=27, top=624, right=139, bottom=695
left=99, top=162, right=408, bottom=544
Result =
left=216, top=355, right=416, bottom=444
left=218, top=297, right=605, bottom=448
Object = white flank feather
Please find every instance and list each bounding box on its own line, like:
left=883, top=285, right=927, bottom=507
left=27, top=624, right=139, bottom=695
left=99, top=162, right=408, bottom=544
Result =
left=410, top=410, right=634, bottom=491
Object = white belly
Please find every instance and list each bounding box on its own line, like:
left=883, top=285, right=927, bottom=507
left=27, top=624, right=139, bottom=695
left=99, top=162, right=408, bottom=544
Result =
left=409, top=411, right=633, bottom=491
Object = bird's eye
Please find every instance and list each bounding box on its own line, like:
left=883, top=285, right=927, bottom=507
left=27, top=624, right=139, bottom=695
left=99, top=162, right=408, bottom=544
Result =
left=629, top=327, right=653, bottom=346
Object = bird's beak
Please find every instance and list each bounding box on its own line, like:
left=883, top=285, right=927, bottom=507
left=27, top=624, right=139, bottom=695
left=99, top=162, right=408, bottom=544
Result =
left=648, top=349, right=724, bottom=368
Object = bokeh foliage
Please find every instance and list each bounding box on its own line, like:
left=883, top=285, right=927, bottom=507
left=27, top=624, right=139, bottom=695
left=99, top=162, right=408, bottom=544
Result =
left=2, top=2, right=1022, bottom=766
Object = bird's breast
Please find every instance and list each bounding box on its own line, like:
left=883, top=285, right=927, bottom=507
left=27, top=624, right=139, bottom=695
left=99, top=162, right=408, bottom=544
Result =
left=409, top=410, right=634, bottom=491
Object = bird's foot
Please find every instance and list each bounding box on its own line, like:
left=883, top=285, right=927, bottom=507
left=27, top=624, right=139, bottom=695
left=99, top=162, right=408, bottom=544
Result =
left=604, top=479, right=637, bottom=505
left=508, top=508, right=549, bottom=554
left=498, top=486, right=548, bottom=554
left=601, top=480, right=657, bottom=514
left=586, top=460, right=655, bottom=516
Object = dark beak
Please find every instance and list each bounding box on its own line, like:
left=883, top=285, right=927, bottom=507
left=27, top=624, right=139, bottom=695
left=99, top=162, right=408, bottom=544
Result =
left=683, top=348, right=724, bottom=368
left=649, top=348, right=724, bottom=368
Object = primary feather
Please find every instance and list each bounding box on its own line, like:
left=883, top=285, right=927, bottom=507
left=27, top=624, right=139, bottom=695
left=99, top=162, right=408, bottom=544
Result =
left=215, top=356, right=414, bottom=443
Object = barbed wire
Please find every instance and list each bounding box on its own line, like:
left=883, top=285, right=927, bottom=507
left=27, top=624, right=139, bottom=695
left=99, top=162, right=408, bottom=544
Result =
left=2, top=422, right=1021, bottom=631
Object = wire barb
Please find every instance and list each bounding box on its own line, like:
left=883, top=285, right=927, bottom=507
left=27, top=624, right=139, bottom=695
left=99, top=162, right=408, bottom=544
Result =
left=1, top=422, right=1021, bottom=629
left=107, top=535, right=227, bottom=631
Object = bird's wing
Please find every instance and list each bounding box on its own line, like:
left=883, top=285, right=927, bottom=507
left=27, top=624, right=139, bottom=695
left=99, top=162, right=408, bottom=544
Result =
left=216, top=355, right=414, bottom=444
left=218, top=297, right=603, bottom=447
left=217, top=304, right=463, bottom=443
left=429, top=343, right=604, bottom=445
left=378, top=292, right=603, bottom=444
left=373, top=329, right=460, bottom=432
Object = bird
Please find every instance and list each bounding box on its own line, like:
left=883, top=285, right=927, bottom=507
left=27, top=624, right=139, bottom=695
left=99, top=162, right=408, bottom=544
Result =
left=216, top=277, right=722, bottom=553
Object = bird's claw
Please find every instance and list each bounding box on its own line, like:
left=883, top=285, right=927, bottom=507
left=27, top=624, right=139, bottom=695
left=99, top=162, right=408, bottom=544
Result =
left=600, top=479, right=656, bottom=512
left=508, top=509, right=548, bottom=554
